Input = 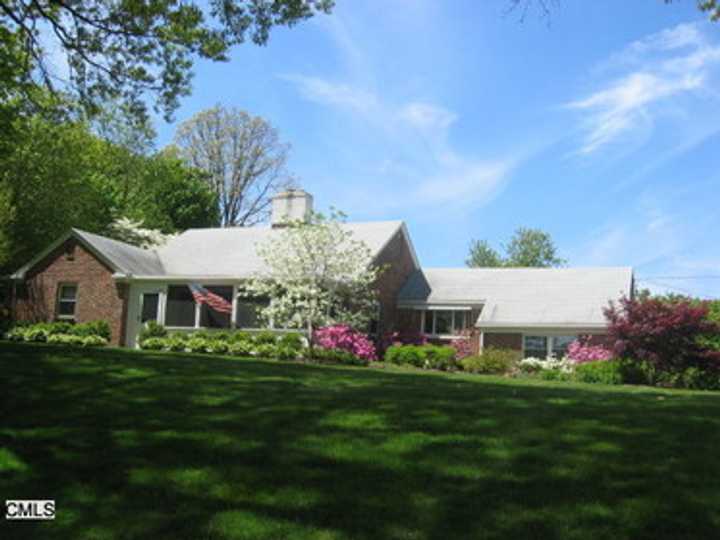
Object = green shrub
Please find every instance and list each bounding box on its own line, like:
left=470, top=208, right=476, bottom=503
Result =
left=310, top=347, right=367, bottom=366
left=679, top=367, right=720, bottom=390
left=211, top=331, right=232, bottom=342
left=274, top=345, right=299, bottom=361
left=253, top=331, right=277, bottom=345
left=189, top=330, right=212, bottom=340
left=616, top=358, right=653, bottom=385
left=424, top=346, right=457, bottom=371
left=539, top=368, right=573, bottom=381
left=460, top=348, right=516, bottom=374
left=186, top=338, right=209, bottom=353
left=228, top=341, right=253, bottom=357
left=278, top=332, right=305, bottom=350
left=140, top=337, right=167, bottom=351
left=206, top=340, right=229, bottom=355
left=385, top=345, right=426, bottom=367
left=253, top=343, right=276, bottom=358
left=71, top=321, right=111, bottom=340
left=230, top=331, right=252, bottom=343
left=24, top=327, right=48, bottom=342
left=139, top=321, right=167, bottom=343
left=165, top=335, right=188, bottom=352
left=5, top=327, right=27, bottom=341
left=574, top=360, right=623, bottom=385
left=81, top=335, right=108, bottom=347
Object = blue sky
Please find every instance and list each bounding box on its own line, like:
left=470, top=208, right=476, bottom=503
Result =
left=152, top=1, right=720, bottom=298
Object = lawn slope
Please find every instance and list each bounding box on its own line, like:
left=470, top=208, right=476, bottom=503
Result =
left=1, top=342, right=720, bottom=540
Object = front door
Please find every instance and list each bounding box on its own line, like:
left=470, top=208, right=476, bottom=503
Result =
left=126, top=284, right=165, bottom=348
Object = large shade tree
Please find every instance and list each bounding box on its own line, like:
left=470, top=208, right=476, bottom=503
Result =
left=241, top=211, right=381, bottom=339
left=0, top=0, right=334, bottom=120
left=173, top=105, right=294, bottom=227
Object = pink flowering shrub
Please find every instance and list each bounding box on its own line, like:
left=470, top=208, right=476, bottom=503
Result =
left=566, top=339, right=613, bottom=364
left=313, top=324, right=377, bottom=361
left=451, top=329, right=474, bottom=359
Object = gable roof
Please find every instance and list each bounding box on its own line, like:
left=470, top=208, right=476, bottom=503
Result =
left=13, top=221, right=413, bottom=280
left=12, top=228, right=164, bottom=279
left=398, top=267, right=633, bottom=328
left=154, top=221, right=410, bottom=277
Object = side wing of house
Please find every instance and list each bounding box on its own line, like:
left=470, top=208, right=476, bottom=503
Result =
left=372, top=224, right=420, bottom=337
left=10, top=233, right=130, bottom=345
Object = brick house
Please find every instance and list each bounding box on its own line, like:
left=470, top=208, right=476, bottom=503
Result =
left=9, top=189, right=633, bottom=355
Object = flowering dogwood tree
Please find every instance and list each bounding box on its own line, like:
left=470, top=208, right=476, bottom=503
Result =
left=242, top=210, right=381, bottom=340
left=107, top=217, right=174, bottom=248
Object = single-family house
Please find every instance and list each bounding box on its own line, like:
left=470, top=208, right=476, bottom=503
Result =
left=9, top=189, right=633, bottom=356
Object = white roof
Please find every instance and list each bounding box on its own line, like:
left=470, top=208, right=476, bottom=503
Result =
left=398, top=267, right=633, bottom=328
left=155, top=221, right=406, bottom=277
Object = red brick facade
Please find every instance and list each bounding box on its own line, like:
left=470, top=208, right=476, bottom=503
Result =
left=12, top=239, right=129, bottom=346
left=373, top=228, right=418, bottom=337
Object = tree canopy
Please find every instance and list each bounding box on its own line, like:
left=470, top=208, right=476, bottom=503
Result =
left=0, top=0, right=334, bottom=120
left=466, top=227, right=566, bottom=268
left=173, top=105, right=294, bottom=227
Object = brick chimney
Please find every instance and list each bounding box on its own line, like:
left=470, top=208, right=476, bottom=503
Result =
left=271, top=189, right=314, bottom=227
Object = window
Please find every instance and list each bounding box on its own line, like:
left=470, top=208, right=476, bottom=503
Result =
left=523, top=336, right=548, bottom=359
left=200, top=286, right=233, bottom=328
left=165, top=285, right=195, bottom=327
left=57, top=284, right=77, bottom=320
left=421, top=310, right=471, bottom=336
left=140, top=293, right=159, bottom=324
left=235, top=297, right=266, bottom=328
left=523, top=335, right=577, bottom=359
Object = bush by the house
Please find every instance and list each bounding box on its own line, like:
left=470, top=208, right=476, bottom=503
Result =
left=4, top=320, right=110, bottom=347
left=605, top=296, right=720, bottom=374
left=278, top=332, right=305, bottom=351
left=460, top=348, right=517, bottom=374
left=384, top=344, right=457, bottom=370
left=138, top=321, right=168, bottom=344
left=573, top=360, right=624, bottom=385
left=313, top=325, right=377, bottom=361
left=309, top=347, right=369, bottom=366
left=566, top=338, right=613, bottom=363
left=228, top=340, right=253, bottom=356
left=253, top=331, right=277, bottom=345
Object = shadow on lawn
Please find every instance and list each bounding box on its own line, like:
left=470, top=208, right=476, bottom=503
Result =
left=1, top=342, right=720, bottom=540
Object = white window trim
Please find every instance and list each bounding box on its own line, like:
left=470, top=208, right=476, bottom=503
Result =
left=57, top=283, right=78, bottom=320
left=522, top=333, right=577, bottom=359
left=421, top=309, right=470, bottom=339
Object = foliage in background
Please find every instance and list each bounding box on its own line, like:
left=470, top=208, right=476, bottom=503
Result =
left=313, top=325, right=377, bottom=362
left=0, top=0, right=334, bottom=121
left=241, top=210, right=381, bottom=338
left=173, top=106, right=294, bottom=226
left=385, top=344, right=457, bottom=371
left=0, top=114, right=218, bottom=273
left=466, top=227, right=566, bottom=268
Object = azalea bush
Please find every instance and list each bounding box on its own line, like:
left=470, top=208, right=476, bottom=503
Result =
left=566, top=338, right=613, bottom=364
left=385, top=344, right=456, bottom=371
left=605, top=296, right=720, bottom=373
left=313, top=324, right=377, bottom=362
left=460, top=348, right=516, bottom=374
left=451, top=330, right=474, bottom=360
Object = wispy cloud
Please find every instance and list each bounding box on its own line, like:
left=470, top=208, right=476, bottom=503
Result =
left=282, top=74, right=516, bottom=212
left=567, top=22, right=720, bottom=154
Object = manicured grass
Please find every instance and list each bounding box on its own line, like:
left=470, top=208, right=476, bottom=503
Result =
left=2, top=342, right=720, bottom=540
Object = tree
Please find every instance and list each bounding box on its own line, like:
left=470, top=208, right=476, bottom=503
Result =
left=173, top=105, right=294, bottom=227
left=466, top=227, right=565, bottom=268
left=0, top=0, right=334, bottom=120
left=241, top=210, right=381, bottom=340
left=509, top=1, right=720, bottom=22
left=465, top=239, right=503, bottom=267
left=0, top=112, right=218, bottom=273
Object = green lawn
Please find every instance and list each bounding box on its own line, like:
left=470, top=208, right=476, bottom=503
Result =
left=2, top=343, right=720, bottom=540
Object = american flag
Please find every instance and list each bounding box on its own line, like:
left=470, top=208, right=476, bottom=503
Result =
left=188, top=284, right=233, bottom=314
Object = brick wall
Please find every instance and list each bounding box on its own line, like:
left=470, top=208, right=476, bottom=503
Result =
left=13, top=239, right=129, bottom=345
left=373, top=228, right=418, bottom=337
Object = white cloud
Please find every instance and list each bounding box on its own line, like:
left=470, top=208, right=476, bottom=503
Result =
left=279, top=75, right=378, bottom=114
left=568, top=22, right=720, bottom=154
left=282, top=74, right=516, bottom=212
